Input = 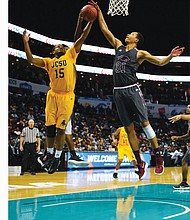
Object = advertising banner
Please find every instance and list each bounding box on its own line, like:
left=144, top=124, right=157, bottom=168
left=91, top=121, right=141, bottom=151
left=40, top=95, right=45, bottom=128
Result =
left=67, top=152, right=150, bottom=169
left=77, top=96, right=112, bottom=109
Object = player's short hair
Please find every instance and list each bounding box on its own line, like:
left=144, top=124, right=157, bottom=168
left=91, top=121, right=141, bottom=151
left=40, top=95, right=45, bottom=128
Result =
left=136, top=32, right=144, bottom=48
left=52, top=44, right=69, bottom=53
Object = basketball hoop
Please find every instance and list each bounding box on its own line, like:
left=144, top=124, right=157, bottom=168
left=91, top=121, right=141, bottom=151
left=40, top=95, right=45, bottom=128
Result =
left=107, top=0, right=130, bottom=16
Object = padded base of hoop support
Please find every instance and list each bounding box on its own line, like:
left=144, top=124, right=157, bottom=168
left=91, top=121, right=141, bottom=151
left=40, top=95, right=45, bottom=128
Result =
left=9, top=166, right=21, bottom=176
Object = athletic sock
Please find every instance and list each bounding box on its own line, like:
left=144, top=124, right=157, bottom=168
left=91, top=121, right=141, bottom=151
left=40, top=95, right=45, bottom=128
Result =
left=114, top=169, right=118, bottom=173
left=154, top=148, right=161, bottom=156
left=55, top=150, right=62, bottom=158
left=47, top=147, right=54, bottom=154
left=133, top=150, right=142, bottom=164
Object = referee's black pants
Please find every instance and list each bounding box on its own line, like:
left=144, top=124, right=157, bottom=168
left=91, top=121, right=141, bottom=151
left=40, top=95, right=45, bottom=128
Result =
left=21, top=143, right=36, bottom=173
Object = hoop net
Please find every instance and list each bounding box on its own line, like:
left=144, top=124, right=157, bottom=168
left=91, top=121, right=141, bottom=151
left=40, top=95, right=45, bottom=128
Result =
left=107, top=0, right=130, bottom=16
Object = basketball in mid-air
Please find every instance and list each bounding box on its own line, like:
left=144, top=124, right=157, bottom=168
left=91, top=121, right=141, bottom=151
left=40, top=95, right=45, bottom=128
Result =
left=80, top=5, right=97, bottom=22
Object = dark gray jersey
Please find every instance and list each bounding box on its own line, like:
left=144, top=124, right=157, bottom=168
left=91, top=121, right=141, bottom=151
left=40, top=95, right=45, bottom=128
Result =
left=113, top=46, right=140, bottom=87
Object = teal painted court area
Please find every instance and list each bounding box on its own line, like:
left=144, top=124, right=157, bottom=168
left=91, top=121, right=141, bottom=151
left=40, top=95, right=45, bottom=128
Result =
left=9, top=184, right=190, bottom=220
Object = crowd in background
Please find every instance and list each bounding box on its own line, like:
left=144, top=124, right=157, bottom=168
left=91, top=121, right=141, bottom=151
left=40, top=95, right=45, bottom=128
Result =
left=9, top=57, right=189, bottom=104
left=9, top=86, right=189, bottom=167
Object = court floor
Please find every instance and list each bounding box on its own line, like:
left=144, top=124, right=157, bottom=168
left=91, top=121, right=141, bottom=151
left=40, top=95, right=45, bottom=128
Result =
left=8, top=167, right=190, bottom=220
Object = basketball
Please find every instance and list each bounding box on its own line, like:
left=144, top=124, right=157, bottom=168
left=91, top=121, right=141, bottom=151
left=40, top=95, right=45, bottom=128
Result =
left=80, top=5, right=97, bottom=22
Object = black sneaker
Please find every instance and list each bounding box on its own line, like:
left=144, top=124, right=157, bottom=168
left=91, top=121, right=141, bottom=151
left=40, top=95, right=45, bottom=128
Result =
left=20, top=172, right=24, bottom=176
left=48, top=157, right=60, bottom=174
left=173, top=182, right=190, bottom=190
left=113, top=173, right=118, bottom=179
left=68, top=155, right=89, bottom=166
left=38, top=153, right=54, bottom=171
left=31, top=172, right=36, bottom=175
left=37, top=155, right=45, bottom=166
left=134, top=170, right=139, bottom=175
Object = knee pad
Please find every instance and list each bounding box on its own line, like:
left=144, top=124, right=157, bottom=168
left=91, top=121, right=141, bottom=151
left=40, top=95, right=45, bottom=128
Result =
left=46, top=125, right=56, bottom=138
left=143, top=124, right=156, bottom=139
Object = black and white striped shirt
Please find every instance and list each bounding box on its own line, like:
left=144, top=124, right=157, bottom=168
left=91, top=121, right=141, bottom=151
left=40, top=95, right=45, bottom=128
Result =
left=21, top=127, right=40, bottom=143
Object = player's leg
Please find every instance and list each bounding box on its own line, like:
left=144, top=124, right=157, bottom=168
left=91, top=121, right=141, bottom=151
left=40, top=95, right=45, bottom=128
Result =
left=65, top=119, right=89, bottom=166
left=48, top=127, right=65, bottom=174
left=38, top=125, right=56, bottom=171
left=173, top=149, right=190, bottom=189
left=65, top=119, right=79, bottom=158
left=41, top=90, right=57, bottom=171
left=182, top=161, right=189, bottom=183
left=124, top=124, right=148, bottom=180
left=113, top=145, right=124, bottom=178
left=113, top=159, right=123, bottom=179
left=114, top=88, right=148, bottom=180
left=125, top=147, right=139, bottom=175
left=141, top=121, right=164, bottom=175
left=48, top=93, right=75, bottom=174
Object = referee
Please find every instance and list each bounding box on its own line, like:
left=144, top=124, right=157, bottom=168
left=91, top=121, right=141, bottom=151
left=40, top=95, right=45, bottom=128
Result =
left=20, top=119, right=40, bottom=175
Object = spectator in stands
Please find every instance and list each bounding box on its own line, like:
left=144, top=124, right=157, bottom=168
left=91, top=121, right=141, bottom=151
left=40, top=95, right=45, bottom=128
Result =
left=170, top=147, right=183, bottom=166
left=8, top=138, right=21, bottom=166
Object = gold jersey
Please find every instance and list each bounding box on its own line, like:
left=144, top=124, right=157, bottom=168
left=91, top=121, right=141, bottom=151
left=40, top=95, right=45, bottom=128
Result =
left=43, top=46, right=78, bottom=93
left=118, top=127, right=130, bottom=146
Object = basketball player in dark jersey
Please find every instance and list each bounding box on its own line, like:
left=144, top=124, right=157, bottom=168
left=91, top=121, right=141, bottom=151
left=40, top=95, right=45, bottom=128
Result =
left=169, top=104, right=190, bottom=189
left=90, top=0, right=185, bottom=180
left=23, top=12, right=93, bottom=174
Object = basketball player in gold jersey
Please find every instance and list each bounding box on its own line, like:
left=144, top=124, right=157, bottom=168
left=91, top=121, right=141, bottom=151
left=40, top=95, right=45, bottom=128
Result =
left=112, top=127, right=138, bottom=178
left=23, top=14, right=93, bottom=174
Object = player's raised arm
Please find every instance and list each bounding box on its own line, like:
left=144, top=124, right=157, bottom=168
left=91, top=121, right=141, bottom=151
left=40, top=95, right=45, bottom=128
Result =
left=89, top=0, right=122, bottom=50
left=22, top=30, right=45, bottom=68
left=74, top=13, right=84, bottom=41
left=168, top=114, right=190, bottom=123
left=73, top=20, right=93, bottom=53
left=138, top=46, right=185, bottom=66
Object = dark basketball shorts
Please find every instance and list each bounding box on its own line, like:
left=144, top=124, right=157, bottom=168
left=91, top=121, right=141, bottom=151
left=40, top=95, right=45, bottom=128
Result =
left=182, top=148, right=190, bottom=165
left=113, top=84, right=148, bottom=126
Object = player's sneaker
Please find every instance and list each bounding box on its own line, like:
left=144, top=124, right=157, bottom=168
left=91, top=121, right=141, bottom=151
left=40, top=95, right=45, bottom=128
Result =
left=37, top=155, right=47, bottom=170
left=48, top=157, right=60, bottom=174
left=154, top=155, right=164, bottom=175
left=68, top=155, right=89, bottom=166
left=113, top=173, right=118, bottom=179
left=138, top=161, right=148, bottom=180
left=173, top=182, right=190, bottom=190
left=134, top=170, right=139, bottom=175
left=38, top=153, right=54, bottom=172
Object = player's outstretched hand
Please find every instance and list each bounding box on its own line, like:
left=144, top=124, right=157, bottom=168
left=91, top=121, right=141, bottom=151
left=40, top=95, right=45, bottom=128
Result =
left=171, top=136, right=179, bottom=141
left=22, top=29, right=30, bottom=42
left=89, top=0, right=100, bottom=12
left=170, top=46, right=185, bottom=57
left=168, top=115, right=181, bottom=123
